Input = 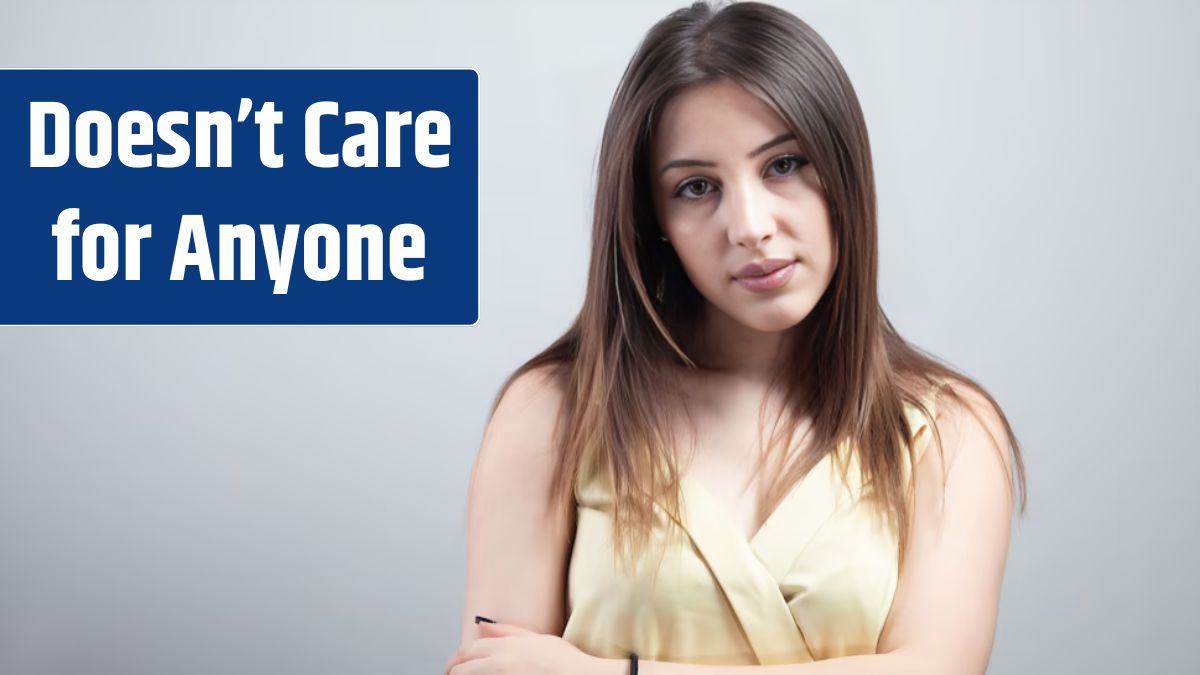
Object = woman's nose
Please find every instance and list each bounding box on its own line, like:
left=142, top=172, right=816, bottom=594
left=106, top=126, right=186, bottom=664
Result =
left=722, top=180, right=777, bottom=249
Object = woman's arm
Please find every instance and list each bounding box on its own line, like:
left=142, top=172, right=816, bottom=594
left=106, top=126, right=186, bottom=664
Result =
left=449, top=366, right=575, bottom=655
left=582, top=381, right=1018, bottom=675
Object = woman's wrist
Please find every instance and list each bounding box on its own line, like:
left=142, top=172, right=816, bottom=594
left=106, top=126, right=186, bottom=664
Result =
left=585, top=654, right=637, bottom=675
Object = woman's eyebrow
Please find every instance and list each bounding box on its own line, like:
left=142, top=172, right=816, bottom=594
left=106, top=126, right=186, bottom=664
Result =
left=658, top=132, right=798, bottom=176
left=658, top=157, right=715, bottom=175
left=749, top=132, right=797, bottom=158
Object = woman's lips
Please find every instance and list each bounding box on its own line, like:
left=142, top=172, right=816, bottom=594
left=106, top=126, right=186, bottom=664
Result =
left=733, top=260, right=796, bottom=292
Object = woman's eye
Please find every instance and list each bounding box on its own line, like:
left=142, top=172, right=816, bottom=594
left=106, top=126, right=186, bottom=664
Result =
left=674, top=179, right=715, bottom=200
left=767, top=154, right=808, bottom=177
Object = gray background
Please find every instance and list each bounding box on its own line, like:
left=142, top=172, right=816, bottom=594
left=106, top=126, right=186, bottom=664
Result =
left=1, top=1, right=1196, bottom=673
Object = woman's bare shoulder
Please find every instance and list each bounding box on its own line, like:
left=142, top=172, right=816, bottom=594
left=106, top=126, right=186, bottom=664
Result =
left=481, top=364, right=568, bottom=463
left=922, top=376, right=1013, bottom=480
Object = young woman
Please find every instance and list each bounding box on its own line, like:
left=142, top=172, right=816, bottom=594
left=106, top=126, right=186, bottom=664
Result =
left=445, top=1, right=1027, bottom=673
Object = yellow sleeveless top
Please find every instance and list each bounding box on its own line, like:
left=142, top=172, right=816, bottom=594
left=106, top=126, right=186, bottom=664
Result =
left=562, top=388, right=942, bottom=665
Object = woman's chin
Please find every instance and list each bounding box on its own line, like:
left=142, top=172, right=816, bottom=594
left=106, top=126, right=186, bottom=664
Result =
left=730, top=308, right=808, bottom=334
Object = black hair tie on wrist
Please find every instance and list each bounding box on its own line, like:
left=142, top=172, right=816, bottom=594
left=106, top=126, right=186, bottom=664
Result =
left=629, top=652, right=639, bottom=675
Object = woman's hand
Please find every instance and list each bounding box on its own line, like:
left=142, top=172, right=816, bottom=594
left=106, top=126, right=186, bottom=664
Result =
left=443, top=620, right=605, bottom=675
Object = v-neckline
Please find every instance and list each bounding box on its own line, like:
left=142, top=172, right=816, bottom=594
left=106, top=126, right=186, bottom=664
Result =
left=666, top=454, right=844, bottom=665
left=678, top=449, right=836, bottom=550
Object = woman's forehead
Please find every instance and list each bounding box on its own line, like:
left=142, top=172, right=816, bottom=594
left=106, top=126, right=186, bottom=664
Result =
left=652, top=80, right=793, bottom=160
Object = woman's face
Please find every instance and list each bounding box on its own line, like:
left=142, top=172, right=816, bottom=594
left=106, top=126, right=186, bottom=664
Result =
left=649, top=79, right=837, bottom=334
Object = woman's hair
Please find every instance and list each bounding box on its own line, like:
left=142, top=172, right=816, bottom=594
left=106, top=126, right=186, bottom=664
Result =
left=489, top=0, right=1027, bottom=567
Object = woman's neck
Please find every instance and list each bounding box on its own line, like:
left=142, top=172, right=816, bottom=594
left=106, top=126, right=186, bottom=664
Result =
left=686, top=303, right=797, bottom=385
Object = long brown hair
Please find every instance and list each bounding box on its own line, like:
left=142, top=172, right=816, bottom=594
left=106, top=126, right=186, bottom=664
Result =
left=489, top=0, right=1027, bottom=567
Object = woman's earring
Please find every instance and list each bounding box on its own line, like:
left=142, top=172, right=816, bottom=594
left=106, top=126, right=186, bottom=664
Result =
left=654, top=272, right=665, bottom=303
left=659, top=235, right=669, bottom=244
